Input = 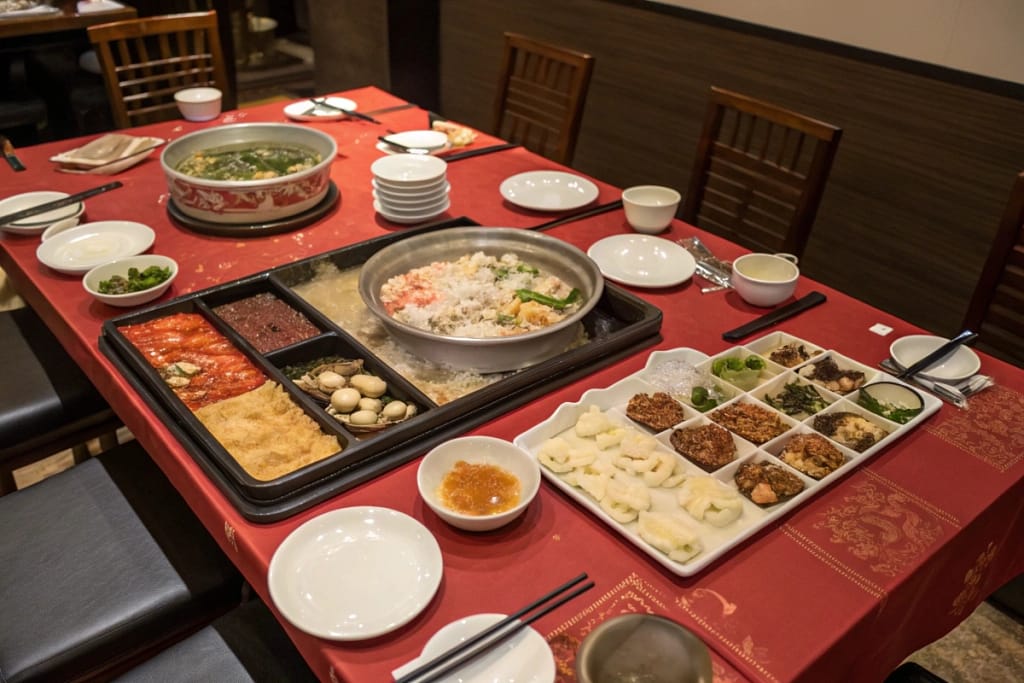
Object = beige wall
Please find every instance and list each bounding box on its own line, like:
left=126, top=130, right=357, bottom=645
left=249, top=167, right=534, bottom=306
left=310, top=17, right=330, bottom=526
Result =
left=651, top=0, right=1024, bottom=84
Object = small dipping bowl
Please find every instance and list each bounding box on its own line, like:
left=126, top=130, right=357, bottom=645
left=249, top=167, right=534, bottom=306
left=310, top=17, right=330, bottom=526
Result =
left=622, top=185, right=682, bottom=234
left=889, top=334, right=981, bottom=382
left=82, top=254, right=178, bottom=307
left=731, top=252, right=800, bottom=307
left=174, top=87, right=223, bottom=122
left=576, top=614, right=713, bottom=683
left=417, top=436, right=540, bottom=532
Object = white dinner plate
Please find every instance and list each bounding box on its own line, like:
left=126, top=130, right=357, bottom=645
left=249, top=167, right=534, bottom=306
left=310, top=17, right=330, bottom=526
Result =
left=267, top=506, right=443, bottom=641
left=374, top=198, right=450, bottom=224
left=36, top=221, right=155, bottom=275
left=283, top=97, right=358, bottom=122
left=587, top=234, right=696, bottom=288
left=0, top=191, right=84, bottom=235
left=500, top=171, right=599, bottom=211
left=377, top=130, right=451, bottom=155
left=391, top=613, right=555, bottom=683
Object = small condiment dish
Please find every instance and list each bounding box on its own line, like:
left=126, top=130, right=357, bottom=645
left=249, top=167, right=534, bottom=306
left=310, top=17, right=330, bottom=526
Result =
left=0, top=191, right=85, bottom=235
left=82, top=254, right=178, bottom=307
left=889, top=334, right=981, bottom=382
left=174, top=87, right=222, bottom=122
left=856, top=381, right=924, bottom=424
left=371, top=154, right=448, bottom=187
left=731, top=252, right=799, bottom=307
left=622, top=185, right=682, bottom=234
left=417, top=435, right=540, bottom=532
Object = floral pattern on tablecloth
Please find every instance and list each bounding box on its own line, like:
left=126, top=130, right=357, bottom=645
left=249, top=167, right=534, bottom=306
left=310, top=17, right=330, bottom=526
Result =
left=925, top=385, right=1024, bottom=472
left=797, top=470, right=956, bottom=579
left=950, top=541, right=999, bottom=617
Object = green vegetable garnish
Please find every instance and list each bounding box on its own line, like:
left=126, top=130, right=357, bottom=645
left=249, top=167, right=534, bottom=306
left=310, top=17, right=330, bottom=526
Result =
left=745, top=356, right=766, bottom=370
left=710, top=355, right=763, bottom=390
left=765, top=382, right=828, bottom=416
left=517, top=263, right=540, bottom=274
left=515, top=288, right=582, bottom=310
left=98, top=266, right=172, bottom=294
left=857, top=390, right=922, bottom=425
left=690, top=386, right=718, bottom=412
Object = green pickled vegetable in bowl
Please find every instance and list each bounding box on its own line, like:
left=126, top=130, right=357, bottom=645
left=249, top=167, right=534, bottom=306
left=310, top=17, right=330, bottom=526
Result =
left=99, top=265, right=172, bottom=294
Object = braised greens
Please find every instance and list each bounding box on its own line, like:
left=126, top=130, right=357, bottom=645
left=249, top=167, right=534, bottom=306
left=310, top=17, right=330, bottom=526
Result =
left=175, top=143, right=321, bottom=180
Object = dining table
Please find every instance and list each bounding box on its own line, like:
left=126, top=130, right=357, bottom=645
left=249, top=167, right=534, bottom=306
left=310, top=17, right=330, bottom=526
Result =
left=1, top=85, right=1022, bottom=683
left=0, top=1, right=136, bottom=40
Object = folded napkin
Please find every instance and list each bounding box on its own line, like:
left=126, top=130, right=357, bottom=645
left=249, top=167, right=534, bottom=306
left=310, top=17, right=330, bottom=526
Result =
left=77, top=0, right=124, bottom=13
left=50, top=133, right=164, bottom=175
left=679, top=236, right=732, bottom=287
left=879, top=357, right=993, bottom=408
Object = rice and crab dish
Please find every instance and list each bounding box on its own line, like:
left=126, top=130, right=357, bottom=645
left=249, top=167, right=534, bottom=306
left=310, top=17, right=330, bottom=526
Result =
left=379, top=251, right=582, bottom=338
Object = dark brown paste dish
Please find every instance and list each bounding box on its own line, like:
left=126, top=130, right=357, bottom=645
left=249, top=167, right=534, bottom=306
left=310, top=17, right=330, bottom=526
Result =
left=214, top=292, right=320, bottom=353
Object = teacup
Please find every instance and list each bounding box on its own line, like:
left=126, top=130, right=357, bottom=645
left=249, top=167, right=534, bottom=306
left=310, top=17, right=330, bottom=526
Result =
left=731, top=253, right=799, bottom=307
left=174, top=87, right=222, bottom=122
left=622, top=185, right=681, bottom=234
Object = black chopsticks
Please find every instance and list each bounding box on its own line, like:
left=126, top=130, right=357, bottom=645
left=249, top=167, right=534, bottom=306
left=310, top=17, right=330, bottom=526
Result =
left=0, top=181, right=123, bottom=225
left=896, top=329, right=978, bottom=379
left=529, top=199, right=624, bottom=231
left=439, top=142, right=520, bottom=162
left=722, top=290, right=827, bottom=341
left=394, top=572, right=594, bottom=683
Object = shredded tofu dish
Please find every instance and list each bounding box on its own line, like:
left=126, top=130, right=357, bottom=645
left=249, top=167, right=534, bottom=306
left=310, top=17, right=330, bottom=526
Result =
left=379, top=251, right=582, bottom=338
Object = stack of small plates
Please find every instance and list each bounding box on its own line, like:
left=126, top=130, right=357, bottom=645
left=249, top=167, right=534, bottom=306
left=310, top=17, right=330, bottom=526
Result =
left=370, top=154, right=450, bottom=225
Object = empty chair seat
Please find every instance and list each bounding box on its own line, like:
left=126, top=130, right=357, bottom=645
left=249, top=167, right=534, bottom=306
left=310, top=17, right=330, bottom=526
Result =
left=681, top=86, right=843, bottom=259
left=114, top=597, right=318, bottom=683
left=492, top=32, right=594, bottom=165
left=0, top=306, right=121, bottom=495
left=0, top=440, right=244, bottom=682
left=962, top=171, right=1024, bottom=367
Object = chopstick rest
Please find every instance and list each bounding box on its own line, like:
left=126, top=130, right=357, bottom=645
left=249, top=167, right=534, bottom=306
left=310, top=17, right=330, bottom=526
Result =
left=722, top=291, right=827, bottom=341
left=394, top=572, right=594, bottom=683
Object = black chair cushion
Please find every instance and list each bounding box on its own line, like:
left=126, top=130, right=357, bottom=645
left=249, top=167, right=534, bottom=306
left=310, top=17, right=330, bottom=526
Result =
left=115, top=598, right=318, bottom=683
left=0, top=440, right=243, bottom=682
left=0, top=307, right=110, bottom=450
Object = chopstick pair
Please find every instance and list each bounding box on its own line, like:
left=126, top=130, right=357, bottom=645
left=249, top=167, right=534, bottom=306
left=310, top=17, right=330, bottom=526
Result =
left=529, top=199, right=624, bottom=232
left=0, top=181, right=123, bottom=225
left=394, top=572, right=594, bottom=683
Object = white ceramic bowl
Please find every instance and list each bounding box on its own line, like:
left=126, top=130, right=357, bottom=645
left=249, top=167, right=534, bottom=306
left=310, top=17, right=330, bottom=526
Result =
left=889, top=334, right=981, bottom=382
left=160, top=123, right=336, bottom=224
left=0, top=191, right=85, bottom=235
left=371, top=154, right=447, bottom=187
left=731, top=253, right=799, bottom=307
left=417, top=436, right=541, bottom=532
left=375, top=192, right=450, bottom=216
left=372, top=177, right=449, bottom=198
left=82, top=254, right=178, bottom=307
left=174, top=87, right=223, bottom=121
left=622, top=185, right=681, bottom=234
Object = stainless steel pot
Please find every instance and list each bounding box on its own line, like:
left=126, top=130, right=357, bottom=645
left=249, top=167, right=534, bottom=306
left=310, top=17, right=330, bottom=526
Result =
left=358, top=227, right=604, bottom=373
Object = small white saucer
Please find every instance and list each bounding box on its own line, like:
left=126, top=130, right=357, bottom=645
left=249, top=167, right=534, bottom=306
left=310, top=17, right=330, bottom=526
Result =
left=283, top=97, right=358, bottom=122
left=0, top=191, right=84, bottom=235
left=587, top=234, right=696, bottom=288
left=36, top=221, right=155, bottom=275
left=500, top=171, right=598, bottom=211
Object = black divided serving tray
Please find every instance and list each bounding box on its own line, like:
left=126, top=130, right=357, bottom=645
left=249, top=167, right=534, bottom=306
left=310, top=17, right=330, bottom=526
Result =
left=101, top=218, right=663, bottom=522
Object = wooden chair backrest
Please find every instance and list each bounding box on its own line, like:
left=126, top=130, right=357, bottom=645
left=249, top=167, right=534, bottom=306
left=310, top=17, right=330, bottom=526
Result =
left=681, top=86, right=842, bottom=258
left=88, top=10, right=229, bottom=129
left=492, top=32, right=594, bottom=166
left=962, top=172, right=1024, bottom=367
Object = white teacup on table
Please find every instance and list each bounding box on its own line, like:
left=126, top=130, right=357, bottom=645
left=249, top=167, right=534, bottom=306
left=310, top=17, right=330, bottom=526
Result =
left=731, top=252, right=799, bottom=306
left=174, top=87, right=222, bottom=122
left=622, top=185, right=681, bottom=234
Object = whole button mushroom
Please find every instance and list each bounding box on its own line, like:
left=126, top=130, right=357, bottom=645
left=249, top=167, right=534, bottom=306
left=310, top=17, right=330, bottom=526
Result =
left=330, top=387, right=362, bottom=413
left=349, top=374, right=387, bottom=398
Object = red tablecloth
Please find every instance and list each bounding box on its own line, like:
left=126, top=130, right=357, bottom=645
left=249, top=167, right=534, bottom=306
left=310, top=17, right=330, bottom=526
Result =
left=2, top=86, right=1021, bottom=683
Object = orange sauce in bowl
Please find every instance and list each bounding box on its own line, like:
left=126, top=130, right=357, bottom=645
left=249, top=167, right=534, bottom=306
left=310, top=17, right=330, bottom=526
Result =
left=438, top=460, right=521, bottom=516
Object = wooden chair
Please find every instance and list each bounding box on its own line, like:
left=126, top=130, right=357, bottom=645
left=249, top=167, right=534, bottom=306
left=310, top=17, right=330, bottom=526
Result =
left=88, top=10, right=230, bottom=129
left=962, top=172, right=1024, bottom=367
left=681, top=86, right=843, bottom=259
left=492, top=32, right=594, bottom=165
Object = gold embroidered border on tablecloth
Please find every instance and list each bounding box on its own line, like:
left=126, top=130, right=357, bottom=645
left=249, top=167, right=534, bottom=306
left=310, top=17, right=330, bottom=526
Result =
left=781, top=525, right=887, bottom=598
left=924, top=385, right=1024, bottom=473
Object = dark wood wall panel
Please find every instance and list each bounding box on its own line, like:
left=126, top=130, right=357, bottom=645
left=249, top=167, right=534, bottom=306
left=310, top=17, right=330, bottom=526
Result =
left=438, top=0, right=1024, bottom=337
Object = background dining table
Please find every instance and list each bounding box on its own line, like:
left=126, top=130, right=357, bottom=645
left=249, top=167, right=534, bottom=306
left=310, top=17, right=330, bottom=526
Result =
left=1, top=85, right=1022, bottom=683
left=0, top=1, right=136, bottom=40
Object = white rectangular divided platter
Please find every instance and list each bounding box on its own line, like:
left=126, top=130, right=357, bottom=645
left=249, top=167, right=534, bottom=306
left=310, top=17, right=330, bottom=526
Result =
left=514, top=331, right=942, bottom=577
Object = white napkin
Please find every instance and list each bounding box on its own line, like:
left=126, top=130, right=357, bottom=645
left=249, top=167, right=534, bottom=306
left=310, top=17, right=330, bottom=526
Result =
left=50, top=133, right=164, bottom=175
left=77, top=0, right=124, bottom=14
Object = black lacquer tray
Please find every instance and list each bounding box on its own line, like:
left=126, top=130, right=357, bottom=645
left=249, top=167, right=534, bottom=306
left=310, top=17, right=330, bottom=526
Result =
left=101, top=217, right=663, bottom=522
